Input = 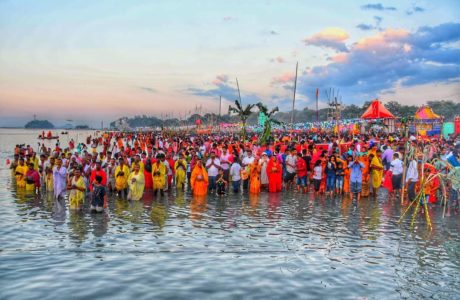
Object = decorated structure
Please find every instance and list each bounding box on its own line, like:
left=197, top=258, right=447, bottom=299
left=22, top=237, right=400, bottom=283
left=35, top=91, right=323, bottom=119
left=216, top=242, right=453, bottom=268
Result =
left=360, top=99, right=396, bottom=133
left=412, top=106, right=442, bottom=137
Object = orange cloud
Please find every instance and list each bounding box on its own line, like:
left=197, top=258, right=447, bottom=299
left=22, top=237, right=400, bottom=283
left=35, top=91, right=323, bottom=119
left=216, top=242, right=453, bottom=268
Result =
left=330, top=53, right=348, bottom=63
left=355, top=28, right=410, bottom=50
left=271, top=72, right=295, bottom=85
left=212, top=74, right=229, bottom=85
left=304, top=27, right=349, bottom=52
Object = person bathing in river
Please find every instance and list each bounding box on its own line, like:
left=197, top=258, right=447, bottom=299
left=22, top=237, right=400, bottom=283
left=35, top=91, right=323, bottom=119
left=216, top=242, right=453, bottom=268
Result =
left=91, top=175, right=106, bottom=212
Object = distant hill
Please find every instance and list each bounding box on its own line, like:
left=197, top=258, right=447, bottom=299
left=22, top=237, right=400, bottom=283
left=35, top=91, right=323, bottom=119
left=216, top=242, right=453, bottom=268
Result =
left=24, top=120, right=55, bottom=129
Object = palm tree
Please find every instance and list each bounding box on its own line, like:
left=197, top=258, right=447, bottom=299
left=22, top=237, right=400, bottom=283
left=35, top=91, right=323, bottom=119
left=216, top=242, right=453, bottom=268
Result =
left=256, top=102, right=281, bottom=145
left=228, top=99, right=255, bottom=141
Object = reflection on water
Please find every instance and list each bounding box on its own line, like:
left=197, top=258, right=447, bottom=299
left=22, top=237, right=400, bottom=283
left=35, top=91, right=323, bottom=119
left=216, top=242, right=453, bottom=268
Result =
left=150, top=201, right=167, bottom=229
left=1, top=129, right=459, bottom=299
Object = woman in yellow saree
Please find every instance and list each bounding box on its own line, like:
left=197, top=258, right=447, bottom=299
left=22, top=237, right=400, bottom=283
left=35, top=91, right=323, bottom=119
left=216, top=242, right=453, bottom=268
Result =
left=370, top=150, right=384, bottom=197
left=128, top=163, right=145, bottom=201
left=68, top=168, right=86, bottom=209
left=115, top=158, right=130, bottom=197
left=174, top=154, right=187, bottom=191
left=152, top=159, right=166, bottom=196
left=15, top=157, right=27, bottom=189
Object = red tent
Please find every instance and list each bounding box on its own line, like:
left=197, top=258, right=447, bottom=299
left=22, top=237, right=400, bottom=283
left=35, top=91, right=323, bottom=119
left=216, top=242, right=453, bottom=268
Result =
left=361, top=99, right=395, bottom=119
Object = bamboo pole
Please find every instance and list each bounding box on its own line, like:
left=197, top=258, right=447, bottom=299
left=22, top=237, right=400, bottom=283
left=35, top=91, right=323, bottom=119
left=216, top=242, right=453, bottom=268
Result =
left=290, top=62, right=298, bottom=127
left=401, top=139, right=410, bottom=204
left=236, top=77, right=242, bottom=105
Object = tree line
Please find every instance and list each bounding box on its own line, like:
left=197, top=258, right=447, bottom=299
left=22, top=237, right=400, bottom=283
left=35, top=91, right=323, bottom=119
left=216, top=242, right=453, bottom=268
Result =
left=110, top=100, right=459, bottom=128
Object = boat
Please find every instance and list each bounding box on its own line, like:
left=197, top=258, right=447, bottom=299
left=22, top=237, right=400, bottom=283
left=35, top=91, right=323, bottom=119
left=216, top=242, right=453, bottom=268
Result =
left=38, top=135, right=59, bottom=140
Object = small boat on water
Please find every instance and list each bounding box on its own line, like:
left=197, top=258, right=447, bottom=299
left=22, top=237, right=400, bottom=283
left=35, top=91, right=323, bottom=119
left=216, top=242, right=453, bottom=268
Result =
left=38, top=135, right=59, bottom=140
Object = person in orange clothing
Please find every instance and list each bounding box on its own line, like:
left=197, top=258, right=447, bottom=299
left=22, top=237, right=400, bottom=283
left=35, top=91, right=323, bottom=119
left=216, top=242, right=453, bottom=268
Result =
left=343, top=155, right=352, bottom=194
left=191, top=160, right=208, bottom=196
left=249, top=158, right=261, bottom=194
left=267, top=154, right=282, bottom=193
left=320, top=156, right=327, bottom=194
left=360, top=153, right=371, bottom=197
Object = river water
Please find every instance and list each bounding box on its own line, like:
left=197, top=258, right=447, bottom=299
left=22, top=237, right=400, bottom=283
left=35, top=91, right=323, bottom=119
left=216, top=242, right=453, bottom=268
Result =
left=0, top=129, right=459, bottom=300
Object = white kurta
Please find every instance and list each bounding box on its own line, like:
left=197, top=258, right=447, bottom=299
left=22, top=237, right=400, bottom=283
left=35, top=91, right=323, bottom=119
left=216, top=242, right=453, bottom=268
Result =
left=53, top=166, right=67, bottom=199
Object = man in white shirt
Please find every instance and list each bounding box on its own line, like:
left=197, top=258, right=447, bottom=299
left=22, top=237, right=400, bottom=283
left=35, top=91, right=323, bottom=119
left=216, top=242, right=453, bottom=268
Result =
left=405, top=156, right=419, bottom=202
left=390, top=153, right=404, bottom=198
left=241, top=149, right=254, bottom=191
left=284, top=149, right=298, bottom=190
left=206, top=151, right=221, bottom=192
left=229, top=160, right=241, bottom=193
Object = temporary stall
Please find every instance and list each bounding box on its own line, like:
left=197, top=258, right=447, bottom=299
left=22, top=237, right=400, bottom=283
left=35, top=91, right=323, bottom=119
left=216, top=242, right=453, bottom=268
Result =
left=361, top=99, right=396, bottom=133
left=413, top=106, right=442, bottom=136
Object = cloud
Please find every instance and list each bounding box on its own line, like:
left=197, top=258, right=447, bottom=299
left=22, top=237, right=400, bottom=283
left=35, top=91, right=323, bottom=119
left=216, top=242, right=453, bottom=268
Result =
left=374, top=16, right=382, bottom=27
left=212, top=74, right=229, bottom=85
left=271, top=72, right=296, bottom=84
left=357, top=24, right=374, bottom=31
left=271, top=72, right=296, bottom=90
left=139, top=86, right=156, bottom=93
left=406, top=6, right=425, bottom=15
left=361, top=3, right=397, bottom=11
left=354, top=28, right=409, bottom=51
left=328, top=53, right=348, bottom=63
left=357, top=16, right=383, bottom=31
left=187, top=75, right=262, bottom=103
left=297, top=23, right=460, bottom=103
left=270, top=56, right=285, bottom=63
left=409, top=22, right=460, bottom=49
left=303, top=28, right=349, bottom=52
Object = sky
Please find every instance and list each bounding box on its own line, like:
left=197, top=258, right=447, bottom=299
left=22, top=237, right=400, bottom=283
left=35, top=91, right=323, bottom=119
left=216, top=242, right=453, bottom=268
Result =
left=0, top=0, right=459, bottom=127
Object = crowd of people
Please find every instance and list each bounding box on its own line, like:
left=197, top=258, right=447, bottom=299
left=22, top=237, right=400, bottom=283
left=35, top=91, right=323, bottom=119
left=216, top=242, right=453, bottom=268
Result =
left=9, top=130, right=460, bottom=216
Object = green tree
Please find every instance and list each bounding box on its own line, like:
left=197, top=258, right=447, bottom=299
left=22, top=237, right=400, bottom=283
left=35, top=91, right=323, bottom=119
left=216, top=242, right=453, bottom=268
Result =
left=256, top=102, right=282, bottom=145
left=228, top=99, right=256, bottom=140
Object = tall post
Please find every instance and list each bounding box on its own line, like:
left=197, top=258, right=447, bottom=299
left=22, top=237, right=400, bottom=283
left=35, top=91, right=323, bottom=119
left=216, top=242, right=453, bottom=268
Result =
left=290, top=62, right=298, bottom=127
left=219, top=95, right=222, bottom=117
left=236, top=77, right=242, bottom=105
left=219, top=96, right=222, bottom=132
left=316, top=88, right=319, bottom=122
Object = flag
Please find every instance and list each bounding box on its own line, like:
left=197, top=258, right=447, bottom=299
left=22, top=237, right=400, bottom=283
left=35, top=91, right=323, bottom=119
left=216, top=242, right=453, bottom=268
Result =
left=316, top=88, right=319, bottom=99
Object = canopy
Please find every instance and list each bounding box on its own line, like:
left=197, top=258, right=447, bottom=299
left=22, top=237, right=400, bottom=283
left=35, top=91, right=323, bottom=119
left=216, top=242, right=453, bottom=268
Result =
left=361, top=100, right=395, bottom=119
left=414, top=106, right=441, bottom=120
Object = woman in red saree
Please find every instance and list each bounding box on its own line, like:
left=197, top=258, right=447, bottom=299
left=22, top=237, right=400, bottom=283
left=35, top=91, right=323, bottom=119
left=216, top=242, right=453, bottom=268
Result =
left=267, top=155, right=282, bottom=193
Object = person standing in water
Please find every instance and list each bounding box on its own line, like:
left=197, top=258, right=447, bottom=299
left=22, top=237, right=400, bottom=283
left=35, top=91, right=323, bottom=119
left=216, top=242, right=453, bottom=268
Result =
left=91, top=175, right=106, bottom=212
left=128, top=163, right=145, bottom=201
left=53, top=158, right=67, bottom=201
left=68, top=167, right=86, bottom=210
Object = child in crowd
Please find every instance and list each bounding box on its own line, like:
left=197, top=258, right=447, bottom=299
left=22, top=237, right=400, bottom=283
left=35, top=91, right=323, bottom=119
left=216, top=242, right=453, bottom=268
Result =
left=313, top=160, right=323, bottom=195
left=335, top=162, right=344, bottom=195
left=216, top=168, right=227, bottom=196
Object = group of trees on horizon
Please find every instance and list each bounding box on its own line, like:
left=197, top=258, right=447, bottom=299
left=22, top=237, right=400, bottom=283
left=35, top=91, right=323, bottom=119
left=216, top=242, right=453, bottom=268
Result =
left=23, top=120, right=90, bottom=130
left=111, top=100, right=459, bottom=129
